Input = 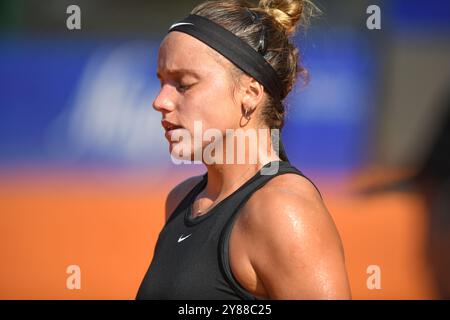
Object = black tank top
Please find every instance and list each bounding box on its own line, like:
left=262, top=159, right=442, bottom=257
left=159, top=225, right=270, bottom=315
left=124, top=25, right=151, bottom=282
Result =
left=136, top=160, right=321, bottom=300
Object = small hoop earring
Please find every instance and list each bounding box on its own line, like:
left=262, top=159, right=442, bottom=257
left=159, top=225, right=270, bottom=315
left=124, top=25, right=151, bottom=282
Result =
left=244, top=108, right=251, bottom=120
left=239, top=108, right=252, bottom=127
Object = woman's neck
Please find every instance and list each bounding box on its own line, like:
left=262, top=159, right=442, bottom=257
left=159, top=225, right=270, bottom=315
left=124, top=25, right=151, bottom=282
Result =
left=201, top=151, right=281, bottom=203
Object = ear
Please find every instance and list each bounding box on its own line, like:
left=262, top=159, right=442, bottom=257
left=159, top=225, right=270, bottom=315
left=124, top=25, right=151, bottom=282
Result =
left=241, top=76, right=265, bottom=114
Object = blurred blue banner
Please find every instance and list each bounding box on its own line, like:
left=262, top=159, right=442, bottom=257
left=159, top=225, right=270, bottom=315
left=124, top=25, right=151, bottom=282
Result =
left=0, top=29, right=378, bottom=173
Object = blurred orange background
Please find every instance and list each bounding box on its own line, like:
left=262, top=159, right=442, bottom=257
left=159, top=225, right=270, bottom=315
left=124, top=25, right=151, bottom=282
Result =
left=0, top=167, right=439, bottom=299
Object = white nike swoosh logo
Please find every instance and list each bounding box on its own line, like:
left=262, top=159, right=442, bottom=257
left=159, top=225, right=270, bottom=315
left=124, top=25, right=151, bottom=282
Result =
left=177, top=234, right=192, bottom=243
left=169, top=22, right=194, bottom=30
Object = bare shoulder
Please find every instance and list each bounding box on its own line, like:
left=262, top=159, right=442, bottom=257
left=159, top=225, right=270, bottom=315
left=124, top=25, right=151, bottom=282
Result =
left=258, top=172, right=323, bottom=204
left=243, top=173, right=326, bottom=223
left=236, top=173, right=351, bottom=299
left=165, top=174, right=204, bottom=222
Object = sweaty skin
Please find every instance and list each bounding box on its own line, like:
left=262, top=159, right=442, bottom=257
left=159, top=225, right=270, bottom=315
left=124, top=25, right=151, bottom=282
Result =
left=165, top=173, right=352, bottom=299
left=155, top=31, right=352, bottom=300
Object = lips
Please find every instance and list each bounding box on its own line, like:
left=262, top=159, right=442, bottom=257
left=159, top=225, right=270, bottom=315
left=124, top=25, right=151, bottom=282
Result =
left=161, top=120, right=183, bottom=132
left=161, top=120, right=185, bottom=142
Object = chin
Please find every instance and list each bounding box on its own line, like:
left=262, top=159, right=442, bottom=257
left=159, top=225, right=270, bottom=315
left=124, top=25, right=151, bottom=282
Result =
left=168, top=141, right=196, bottom=162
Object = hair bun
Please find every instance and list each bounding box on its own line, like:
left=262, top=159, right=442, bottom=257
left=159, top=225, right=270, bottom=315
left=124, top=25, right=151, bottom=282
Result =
left=258, top=0, right=317, bottom=36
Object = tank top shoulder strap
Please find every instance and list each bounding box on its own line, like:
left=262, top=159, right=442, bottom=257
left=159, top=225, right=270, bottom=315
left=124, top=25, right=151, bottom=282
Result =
left=222, top=160, right=321, bottom=207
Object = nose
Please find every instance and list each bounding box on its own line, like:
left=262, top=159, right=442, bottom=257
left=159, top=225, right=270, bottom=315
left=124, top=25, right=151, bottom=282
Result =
left=152, top=84, right=176, bottom=113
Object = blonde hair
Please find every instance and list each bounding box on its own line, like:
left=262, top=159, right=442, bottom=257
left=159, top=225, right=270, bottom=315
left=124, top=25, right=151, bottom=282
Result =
left=191, top=0, right=320, bottom=130
left=258, top=0, right=318, bottom=36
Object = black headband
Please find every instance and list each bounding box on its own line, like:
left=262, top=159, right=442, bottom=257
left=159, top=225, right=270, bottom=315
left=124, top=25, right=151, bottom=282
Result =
left=168, top=14, right=282, bottom=100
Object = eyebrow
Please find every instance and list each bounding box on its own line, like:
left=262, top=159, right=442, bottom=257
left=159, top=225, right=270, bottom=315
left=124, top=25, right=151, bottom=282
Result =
left=156, top=68, right=200, bottom=79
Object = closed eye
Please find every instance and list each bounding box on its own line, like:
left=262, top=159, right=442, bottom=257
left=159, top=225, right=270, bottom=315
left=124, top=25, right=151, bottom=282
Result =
left=177, top=82, right=195, bottom=93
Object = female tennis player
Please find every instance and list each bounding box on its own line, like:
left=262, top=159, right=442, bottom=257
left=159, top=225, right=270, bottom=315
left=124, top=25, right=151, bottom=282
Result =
left=137, top=0, right=351, bottom=300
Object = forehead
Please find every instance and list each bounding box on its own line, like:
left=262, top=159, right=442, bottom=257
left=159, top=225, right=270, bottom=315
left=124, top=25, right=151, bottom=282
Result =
left=157, top=31, right=229, bottom=75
